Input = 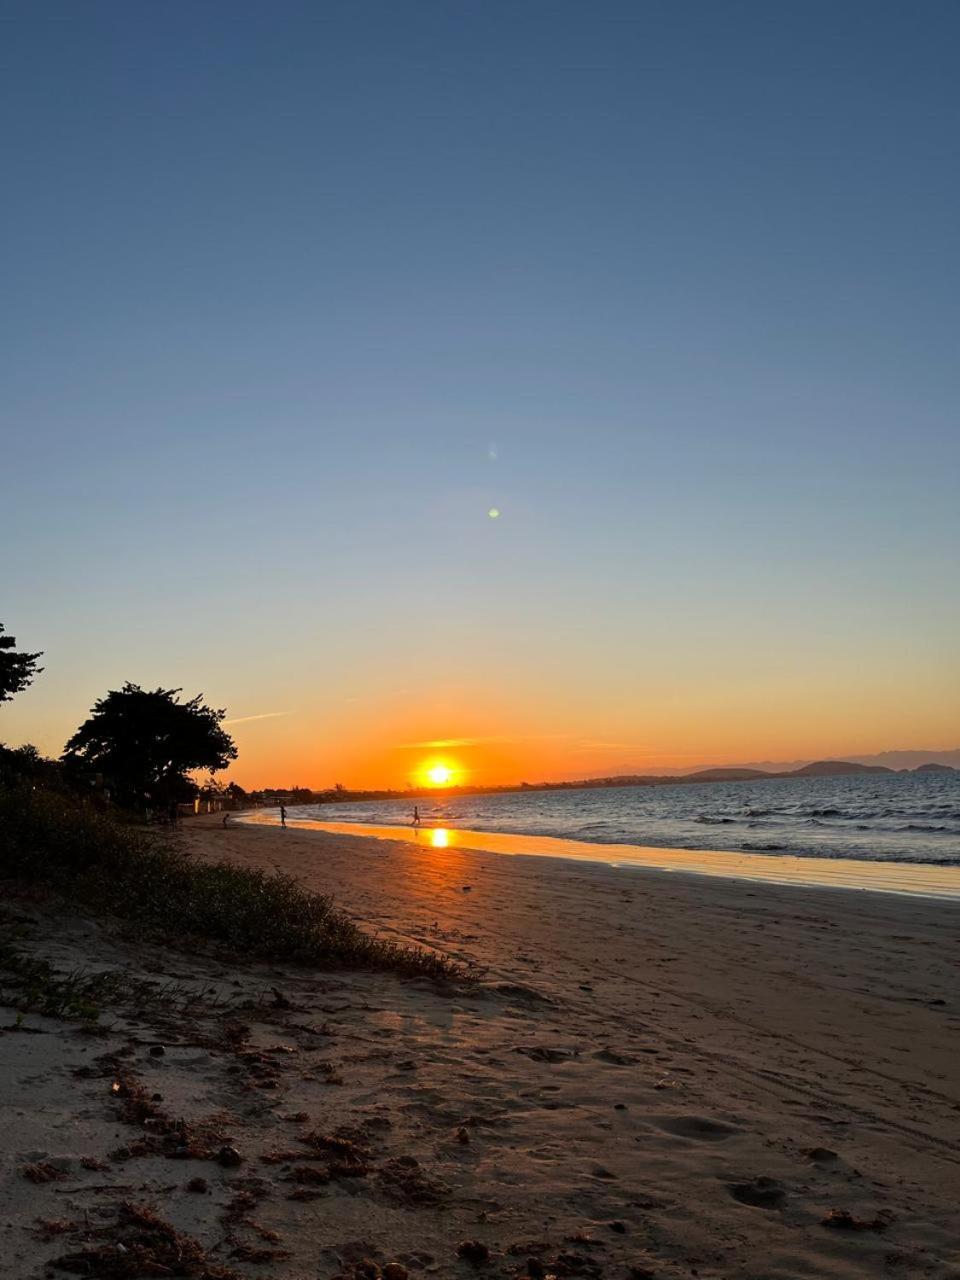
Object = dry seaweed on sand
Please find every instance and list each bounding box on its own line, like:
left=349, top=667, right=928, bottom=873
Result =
left=377, top=1155, right=448, bottom=1205
left=50, top=1201, right=245, bottom=1279
left=21, top=1161, right=67, bottom=1183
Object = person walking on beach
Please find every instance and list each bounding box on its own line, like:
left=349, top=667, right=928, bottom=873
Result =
left=280, top=803, right=287, bottom=828
left=413, top=805, right=420, bottom=826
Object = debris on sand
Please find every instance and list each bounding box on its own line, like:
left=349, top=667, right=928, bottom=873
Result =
left=50, top=1201, right=245, bottom=1279
left=378, top=1156, right=448, bottom=1205
left=821, top=1208, right=888, bottom=1232
left=21, top=1161, right=67, bottom=1184
left=230, top=1243, right=292, bottom=1263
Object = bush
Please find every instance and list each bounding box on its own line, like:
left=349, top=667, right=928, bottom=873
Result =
left=0, top=782, right=462, bottom=980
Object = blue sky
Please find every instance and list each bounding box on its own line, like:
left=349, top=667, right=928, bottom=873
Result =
left=2, top=2, right=958, bottom=784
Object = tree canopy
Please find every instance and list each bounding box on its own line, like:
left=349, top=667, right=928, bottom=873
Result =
left=0, top=623, right=43, bottom=703
left=62, top=683, right=237, bottom=807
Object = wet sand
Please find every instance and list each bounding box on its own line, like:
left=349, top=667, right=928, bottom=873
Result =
left=241, top=811, right=960, bottom=899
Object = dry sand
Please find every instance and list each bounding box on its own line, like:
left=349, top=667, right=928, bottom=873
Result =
left=2, top=816, right=958, bottom=1279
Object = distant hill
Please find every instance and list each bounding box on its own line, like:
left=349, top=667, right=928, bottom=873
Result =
left=584, top=747, right=960, bottom=780
left=546, top=759, right=905, bottom=791
left=914, top=762, right=957, bottom=773
left=791, top=760, right=893, bottom=777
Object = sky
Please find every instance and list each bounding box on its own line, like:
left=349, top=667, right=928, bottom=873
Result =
left=2, top=1, right=958, bottom=789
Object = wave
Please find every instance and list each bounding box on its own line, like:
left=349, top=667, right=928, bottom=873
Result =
left=298, top=771, right=960, bottom=868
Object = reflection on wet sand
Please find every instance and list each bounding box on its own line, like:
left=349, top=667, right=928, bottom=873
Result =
left=239, top=813, right=960, bottom=900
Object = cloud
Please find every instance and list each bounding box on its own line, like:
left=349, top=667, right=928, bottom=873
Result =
left=395, top=734, right=568, bottom=751
left=575, top=741, right=706, bottom=756
left=223, top=711, right=292, bottom=726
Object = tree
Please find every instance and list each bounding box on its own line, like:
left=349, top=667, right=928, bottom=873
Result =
left=62, top=684, right=237, bottom=809
left=0, top=623, right=43, bottom=703
left=0, top=742, right=61, bottom=787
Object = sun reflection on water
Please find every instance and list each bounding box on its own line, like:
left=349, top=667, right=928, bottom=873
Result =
left=430, top=828, right=450, bottom=848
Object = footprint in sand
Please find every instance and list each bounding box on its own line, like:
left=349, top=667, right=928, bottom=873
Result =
left=728, top=1176, right=787, bottom=1209
left=653, top=1115, right=743, bottom=1141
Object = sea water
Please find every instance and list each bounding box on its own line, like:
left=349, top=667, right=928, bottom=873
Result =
left=287, top=771, right=960, bottom=866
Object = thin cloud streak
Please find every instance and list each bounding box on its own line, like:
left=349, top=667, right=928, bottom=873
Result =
left=395, top=734, right=569, bottom=751
left=223, top=711, right=292, bottom=726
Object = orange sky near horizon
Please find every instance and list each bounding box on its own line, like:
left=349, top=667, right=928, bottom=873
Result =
left=4, top=650, right=959, bottom=792
left=213, top=668, right=960, bottom=791
left=3, top=602, right=958, bottom=792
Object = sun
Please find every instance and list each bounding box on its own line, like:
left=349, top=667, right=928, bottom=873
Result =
left=424, top=761, right=455, bottom=787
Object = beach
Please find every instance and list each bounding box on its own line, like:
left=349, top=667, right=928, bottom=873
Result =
left=3, top=817, right=959, bottom=1279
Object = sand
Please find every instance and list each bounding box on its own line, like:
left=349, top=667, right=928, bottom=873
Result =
left=2, top=816, right=959, bottom=1279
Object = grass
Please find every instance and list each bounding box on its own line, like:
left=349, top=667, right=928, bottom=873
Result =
left=0, top=781, right=463, bottom=980
left=0, top=940, right=128, bottom=1022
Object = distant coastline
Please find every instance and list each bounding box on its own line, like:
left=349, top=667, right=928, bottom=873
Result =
left=253, top=757, right=957, bottom=808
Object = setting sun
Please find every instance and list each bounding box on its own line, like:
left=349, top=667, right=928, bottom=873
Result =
left=424, top=761, right=455, bottom=787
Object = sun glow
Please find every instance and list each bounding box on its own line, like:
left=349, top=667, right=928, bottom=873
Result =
left=422, top=760, right=456, bottom=787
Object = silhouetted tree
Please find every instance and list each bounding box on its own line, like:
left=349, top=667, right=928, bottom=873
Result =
left=0, top=624, right=43, bottom=703
left=0, top=742, right=61, bottom=787
left=62, top=684, right=237, bottom=809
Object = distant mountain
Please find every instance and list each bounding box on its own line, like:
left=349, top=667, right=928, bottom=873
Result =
left=846, top=748, right=960, bottom=771
left=791, top=760, right=893, bottom=777
left=914, top=762, right=957, bottom=773
left=585, top=747, right=960, bottom=779
left=571, top=759, right=903, bottom=790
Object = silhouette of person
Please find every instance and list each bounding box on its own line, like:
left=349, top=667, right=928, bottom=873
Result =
left=280, top=803, right=287, bottom=828
left=413, top=805, right=420, bottom=826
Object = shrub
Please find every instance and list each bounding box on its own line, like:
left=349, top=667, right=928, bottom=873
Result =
left=0, top=782, right=462, bottom=980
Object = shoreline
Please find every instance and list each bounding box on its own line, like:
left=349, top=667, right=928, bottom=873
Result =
left=237, top=811, right=960, bottom=900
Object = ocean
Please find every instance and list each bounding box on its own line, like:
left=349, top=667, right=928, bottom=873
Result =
left=284, top=771, right=960, bottom=866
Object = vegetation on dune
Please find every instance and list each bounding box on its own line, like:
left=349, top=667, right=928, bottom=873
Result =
left=0, top=767, right=462, bottom=981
